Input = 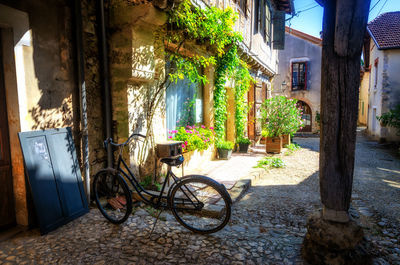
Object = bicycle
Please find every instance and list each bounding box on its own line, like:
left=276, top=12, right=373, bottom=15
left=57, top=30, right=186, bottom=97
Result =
left=92, top=133, right=232, bottom=234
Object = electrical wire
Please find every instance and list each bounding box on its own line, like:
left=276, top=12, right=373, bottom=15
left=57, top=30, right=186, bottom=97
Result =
left=285, top=4, right=319, bottom=21
left=376, top=0, right=389, bottom=17
left=369, top=0, right=383, bottom=12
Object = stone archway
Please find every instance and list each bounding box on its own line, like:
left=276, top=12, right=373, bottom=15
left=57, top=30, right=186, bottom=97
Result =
left=296, top=100, right=312, bottom=132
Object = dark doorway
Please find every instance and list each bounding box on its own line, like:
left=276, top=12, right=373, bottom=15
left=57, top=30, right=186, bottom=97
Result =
left=0, top=33, right=16, bottom=230
left=297, top=100, right=312, bottom=132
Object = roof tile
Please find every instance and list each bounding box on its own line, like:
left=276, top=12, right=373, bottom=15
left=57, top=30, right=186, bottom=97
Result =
left=367, top=11, right=400, bottom=49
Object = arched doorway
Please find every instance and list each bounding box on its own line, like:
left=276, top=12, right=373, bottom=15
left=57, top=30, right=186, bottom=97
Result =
left=297, top=100, right=312, bottom=132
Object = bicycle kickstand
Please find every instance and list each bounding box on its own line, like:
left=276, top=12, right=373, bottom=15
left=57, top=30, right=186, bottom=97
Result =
left=148, top=209, right=163, bottom=238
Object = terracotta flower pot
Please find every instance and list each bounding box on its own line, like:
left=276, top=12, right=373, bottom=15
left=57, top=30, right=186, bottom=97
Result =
left=266, top=136, right=282, bottom=154
left=282, top=135, right=291, bottom=146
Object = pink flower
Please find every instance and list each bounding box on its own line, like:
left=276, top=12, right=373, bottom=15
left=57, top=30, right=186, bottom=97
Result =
left=209, top=127, right=214, bottom=130
left=182, top=144, right=185, bottom=148
left=201, top=125, right=205, bottom=128
left=168, top=136, right=172, bottom=139
left=186, top=125, right=192, bottom=129
left=184, top=141, right=188, bottom=145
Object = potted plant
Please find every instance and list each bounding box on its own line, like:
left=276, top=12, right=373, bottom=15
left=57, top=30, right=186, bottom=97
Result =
left=260, top=96, right=303, bottom=154
left=377, top=104, right=400, bottom=132
left=262, top=130, right=282, bottom=154
left=237, top=137, right=251, bottom=153
left=216, top=140, right=234, bottom=160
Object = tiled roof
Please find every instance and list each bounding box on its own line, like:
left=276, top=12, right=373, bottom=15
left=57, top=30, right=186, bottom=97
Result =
left=367, top=11, right=400, bottom=50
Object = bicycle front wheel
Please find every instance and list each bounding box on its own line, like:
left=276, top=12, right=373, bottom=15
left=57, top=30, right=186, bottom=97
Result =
left=93, top=170, right=132, bottom=224
left=169, top=175, right=231, bottom=234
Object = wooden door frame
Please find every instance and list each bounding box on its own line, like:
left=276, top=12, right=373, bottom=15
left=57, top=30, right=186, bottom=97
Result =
left=0, top=31, right=16, bottom=230
left=0, top=28, right=29, bottom=227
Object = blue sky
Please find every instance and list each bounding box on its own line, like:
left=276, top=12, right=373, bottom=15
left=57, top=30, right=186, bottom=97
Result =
left=286, top=0, right=400, bottom=38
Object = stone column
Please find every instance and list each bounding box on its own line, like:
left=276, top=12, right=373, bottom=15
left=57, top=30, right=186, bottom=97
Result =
left=108, top=1, right=167, bottom=176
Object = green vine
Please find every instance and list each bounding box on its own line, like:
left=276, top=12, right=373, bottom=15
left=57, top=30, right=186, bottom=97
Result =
left=167, top=0, right=252, bottom=144
left=234, top=61, right=253, bottom=142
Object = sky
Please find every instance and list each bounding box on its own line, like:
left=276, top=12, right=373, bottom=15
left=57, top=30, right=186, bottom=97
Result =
left=285, top=0, right=400, bottom=38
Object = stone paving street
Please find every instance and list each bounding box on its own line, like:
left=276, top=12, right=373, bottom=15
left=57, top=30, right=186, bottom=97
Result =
left=0, top=134, right=399, bottom=264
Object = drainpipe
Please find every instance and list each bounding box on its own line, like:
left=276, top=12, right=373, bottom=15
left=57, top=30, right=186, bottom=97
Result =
left=74, top=0, right=90, bottom=201
left=98, top=0, right=114, bottom=168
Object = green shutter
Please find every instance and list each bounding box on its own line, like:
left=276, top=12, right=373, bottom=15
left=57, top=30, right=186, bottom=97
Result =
left=272, top=10, right=285, bottom=50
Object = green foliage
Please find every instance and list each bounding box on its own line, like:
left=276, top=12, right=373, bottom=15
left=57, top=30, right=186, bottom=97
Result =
left=237, top=137, right=251, bottom=144
left=169, top=125, right=214, bottom=152
left=235, top=62, right=253, bottom=143
left=216, top=140, right=234, bottom=150
left=255, top=157, right=285, bottom=169
left=139, top=175, right=162, bottom=191
left=284, top=143, right=301, bottom=156
left=260, top=96, right=303, bottom=137
left=176, top=93, right=198, bottom=127
left=167, top=0, right=251, bottom=145
left=169, top=0, right=242, bottom=56
left=376, top=104, right=400, bottom=135
left=315, top=111, right=321, bottom=127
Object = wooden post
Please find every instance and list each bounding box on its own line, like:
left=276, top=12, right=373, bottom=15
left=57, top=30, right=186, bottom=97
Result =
left=319, top=0, right=370, bottom=222
left=302, top=0, right=372, bottom=263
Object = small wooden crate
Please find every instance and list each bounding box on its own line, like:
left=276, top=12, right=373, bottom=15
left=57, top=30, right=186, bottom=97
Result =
left=266, top=136, right=282, bottom=154
left=282, top=135, right=291, bottom=146
left=156, top=141, right=183, bottom=158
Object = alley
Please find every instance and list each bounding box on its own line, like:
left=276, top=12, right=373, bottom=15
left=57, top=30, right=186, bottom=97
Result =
left=0, top=134, right=399, bottom=264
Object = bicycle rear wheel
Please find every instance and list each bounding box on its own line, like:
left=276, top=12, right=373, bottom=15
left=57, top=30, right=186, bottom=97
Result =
left=93, top=170, right=132, bottom=224
left=169, top=175, right=231, bottom=234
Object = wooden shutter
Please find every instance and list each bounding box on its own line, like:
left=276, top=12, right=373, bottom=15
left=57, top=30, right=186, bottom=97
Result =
left=272, top=10, right=285, bottom=50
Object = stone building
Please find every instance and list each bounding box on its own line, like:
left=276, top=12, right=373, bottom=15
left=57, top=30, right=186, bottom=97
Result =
left=0, top=0, right=292, bottom=230
left=362, top=12, right=400, bottom=142
left=272, top=27, right=322, bottom=133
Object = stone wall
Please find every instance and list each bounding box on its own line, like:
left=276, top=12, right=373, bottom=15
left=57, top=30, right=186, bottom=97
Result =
left=0, top=0, right=83, bottom=226
left=81, top=0, right=107, bottom=175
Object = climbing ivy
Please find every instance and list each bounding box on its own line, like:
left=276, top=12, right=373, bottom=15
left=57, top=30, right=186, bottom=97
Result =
left=234, top=61, right=253, bottom=142
left=167, top=0, right=252, bottom=143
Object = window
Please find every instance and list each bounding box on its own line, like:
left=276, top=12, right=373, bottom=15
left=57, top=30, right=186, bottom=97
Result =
left=238, top=0, right=247, bottom=15
left=374, top=58, right=379, bottom=89
left=254, top=0, right=259, bottom=34
left=265, top=2, right=271, bottom=45
left=166, top=76, right=203, bottom=132
left=254, top=0, right=272, bottom=46
left=291, top=62, right=307, bottom=91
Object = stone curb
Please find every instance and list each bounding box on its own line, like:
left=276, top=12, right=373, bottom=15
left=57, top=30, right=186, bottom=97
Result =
left=228, top=168, right=265, bottom=204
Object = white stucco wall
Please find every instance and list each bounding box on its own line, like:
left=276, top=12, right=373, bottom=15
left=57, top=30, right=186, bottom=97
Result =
left=367, top=40, right=400, bottom=142
left=272, top=32, right=322, bottom=132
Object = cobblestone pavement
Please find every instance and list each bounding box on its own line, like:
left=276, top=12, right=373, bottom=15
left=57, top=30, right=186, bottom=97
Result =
left=0, top=134, right=399, bottom=264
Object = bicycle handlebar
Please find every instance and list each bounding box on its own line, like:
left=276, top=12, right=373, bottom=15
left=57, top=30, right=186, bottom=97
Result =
left=103, top=133, right=146, bottom=149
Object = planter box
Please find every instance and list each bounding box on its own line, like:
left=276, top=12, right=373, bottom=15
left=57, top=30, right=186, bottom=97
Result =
left=238, top=143, right=250, bottom=153
left=217, top=148, right=232, bottom=160
left=171, top=147, right=214, bottom=176
left=266, top=136, right=282, bottom=154
left=282, top=135, right=291, bottom=146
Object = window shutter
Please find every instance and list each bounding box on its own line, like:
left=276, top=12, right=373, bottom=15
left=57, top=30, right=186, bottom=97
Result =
left=272, top=10, right=285, bottom=50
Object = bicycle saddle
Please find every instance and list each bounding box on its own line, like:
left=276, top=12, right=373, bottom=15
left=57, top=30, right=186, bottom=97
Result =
left=160, top=155, right=184, bottom=167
